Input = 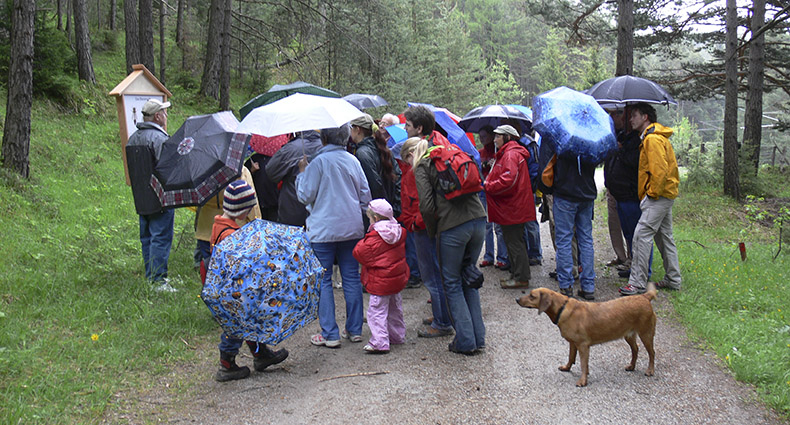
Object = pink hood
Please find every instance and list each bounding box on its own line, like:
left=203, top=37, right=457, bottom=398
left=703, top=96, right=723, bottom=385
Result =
left=371, top=219, right=403, bottom=244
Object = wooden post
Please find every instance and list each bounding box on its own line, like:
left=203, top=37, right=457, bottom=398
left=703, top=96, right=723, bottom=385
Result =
left=108, top=64, right=172, bottom=185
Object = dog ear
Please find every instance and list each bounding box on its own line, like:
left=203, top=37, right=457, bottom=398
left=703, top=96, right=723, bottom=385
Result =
left=538, top=291, right=550, bottom=315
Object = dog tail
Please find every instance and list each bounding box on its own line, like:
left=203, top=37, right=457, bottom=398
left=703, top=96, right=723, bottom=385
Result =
left=643, top=282, right=658, bottom=302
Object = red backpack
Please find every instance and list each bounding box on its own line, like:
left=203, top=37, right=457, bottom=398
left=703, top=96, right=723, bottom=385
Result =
left=428, top=145, right=483, bottom=201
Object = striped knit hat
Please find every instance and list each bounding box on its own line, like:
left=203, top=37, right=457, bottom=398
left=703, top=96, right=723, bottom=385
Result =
left=223, top=180, right=257, bottom=218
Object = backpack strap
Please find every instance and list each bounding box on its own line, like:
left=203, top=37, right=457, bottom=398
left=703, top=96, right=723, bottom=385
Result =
left=211, top=225, right=236, bottom=248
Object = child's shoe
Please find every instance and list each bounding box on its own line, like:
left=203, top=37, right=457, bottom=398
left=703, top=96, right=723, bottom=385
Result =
left=215, top=351, right=250, bottom=382
left=246, top=341, right=289, bottom=372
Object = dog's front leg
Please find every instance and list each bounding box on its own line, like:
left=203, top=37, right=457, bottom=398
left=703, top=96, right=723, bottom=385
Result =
left=576, top=344, right=590, bottom=387
left=559, top=341, right=576, bottom=372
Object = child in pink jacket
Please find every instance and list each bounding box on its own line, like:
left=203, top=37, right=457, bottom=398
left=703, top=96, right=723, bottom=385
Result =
left=352, top=199, right=410, bottom=353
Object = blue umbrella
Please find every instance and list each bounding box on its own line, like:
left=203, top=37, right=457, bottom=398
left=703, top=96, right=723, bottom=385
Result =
left=384, top=123, right=408, bottom=148
left=201, top=219, right=324, bottom=345
left=458, top=104, right=532, bottom=135
left=407, top=102, right=480, bottom=163
left=532, top=87, right=617, bottom=165
left=507, top=104, right=533, bottom=120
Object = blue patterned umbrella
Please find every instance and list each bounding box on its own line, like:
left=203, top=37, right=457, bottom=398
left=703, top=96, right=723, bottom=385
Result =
left=201, top=219, right=324, bottom=345
left=532, top=86, right=617, bottom=164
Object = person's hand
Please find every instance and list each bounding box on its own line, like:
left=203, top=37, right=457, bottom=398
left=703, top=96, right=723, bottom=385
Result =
left=297, top=156, right=308, bottom=173
left=249, top=160, right=260, bottom=173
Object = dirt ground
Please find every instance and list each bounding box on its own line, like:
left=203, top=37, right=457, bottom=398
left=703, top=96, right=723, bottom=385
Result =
left=105, top=205, right=786, bottom=425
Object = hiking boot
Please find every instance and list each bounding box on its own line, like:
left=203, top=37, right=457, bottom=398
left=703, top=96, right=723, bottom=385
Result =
left=417, top=327, right=454, bottom=338
left=619, top=284, right=646, bottom=296
left=576, top=289, right=595, bottom=301
left=215, top=351, right=250, bottom=382
left=559, top=286, right=573, bottom=297
left=500, top=279, right=529, bottom=289
left=618, top=269, right=631, bottom=278
left=606, top=258, right=624, bottom=267
left=655, top=280, right=681, bottom=291
left=247, top=342, right=289, bottom=372
left=447, top=341, right=476, bottom=356
left=529, top=258, right=543, bottom=266
left=422, top=317, right=433, bottom=326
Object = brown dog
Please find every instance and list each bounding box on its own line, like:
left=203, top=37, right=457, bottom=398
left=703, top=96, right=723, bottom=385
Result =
left=516, top=284, right=657, bottom=387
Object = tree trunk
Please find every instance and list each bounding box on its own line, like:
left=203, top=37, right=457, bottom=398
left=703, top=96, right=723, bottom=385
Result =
left=219, top=0, right=231, bottom=110
left=199, top=0, right=223, bottom=99
left=176, top=0, right=184, bottom=45
left=96, top=0, right=101, bottom=29
left=742, top=0, right=766, bottom=176
left=66, top=0, right=72, bottom=45
left=723, top=0, right=740, bottom=200
left=2, top=0, right=35, bottom=178
left=139, top=0, right=156, bottom=75
left=110, top=0, right=116, bottom=30
left=73, top=0, right=96, bottom=83
left=236, top=0, right=242, bottom=84
left=615, top=0, right=634, bottom=76
left=159, top=0, right=166, bottom=84
left=124, top=0, right=140, bottom=74
left=57, top=0, right=63, bottom=30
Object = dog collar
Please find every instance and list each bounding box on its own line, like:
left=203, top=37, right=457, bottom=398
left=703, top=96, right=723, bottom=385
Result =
left=552, top=299, right=569, bottom=325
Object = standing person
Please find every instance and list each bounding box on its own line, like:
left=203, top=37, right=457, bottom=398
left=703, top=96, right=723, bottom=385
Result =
left=353, top=199, right=409, bottom=354
left=403, top=105, right=452, bottom=148
left=125, top=98, right=176, bottom=292
left=212, top=180, right=289, bottom=382
left=602, top=110, right=628, bottom=268
left=477, top=126, right=509, bottom=270
left=400, top=137, right=454, bottom=339
left=380, top=113, right=400, bottom=128
left=519, top=129, right=543, bottom=266
left=246, top=152, right=279, bottom=221
left=620, top=103, right=682, bottom=295
left=296, top=125, right=371, bottom=348
left=414, top=139, right=487, bottom=355
left=352, top=114, right=402, bottom=227
left=550, top=139, right=598, bottom=301
left=266, top=131, right=322, bottom=226
left=484, top=125, right=534, bottom=289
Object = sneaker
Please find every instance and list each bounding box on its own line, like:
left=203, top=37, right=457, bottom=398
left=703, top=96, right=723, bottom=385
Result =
left=606, top=258, right=624, bottom=267
left=559, top=286, right=573, bottom=297
left=619, top=284, right=646, bottom=296
left=422, top=317, right=433, bottom=326
left=363, top=344, right=389, bottom=354
left=495, top=261, right=511, bottom=271
left=447, top=341, right=475, bottom=356
left=618, top=269, right=631, bottom=278
left=406, top=276, right=423, bottom=288
left=616, top=263, right=631, bottom=271
left=340, top=329, right=362, bottom=343
left=529, top=258, right=542, bottom=266
left=479, top=260, right=494, bottom=268
left=311, top=333, right=340, bottom=348
left=154, top=280, right=177, bottom=293
left=655, top=280, right=681, bottom=291
left=417, top=327, right=454, bottom=338
left=500, top=279, right=529, bottom=289
left=576, top=289, right=595, bottom=301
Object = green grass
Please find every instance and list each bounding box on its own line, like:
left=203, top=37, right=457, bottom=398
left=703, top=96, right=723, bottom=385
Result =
left=667, top=185, right=790, bottom=416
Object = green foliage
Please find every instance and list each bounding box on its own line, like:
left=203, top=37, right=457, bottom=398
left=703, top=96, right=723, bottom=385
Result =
left=533, top=29, right=570, bottom=93
left=672, top=114, right=722, bottom=189
left=473, top=59, right=524, bottom=106
left=92, top=28, right=119, bottom=53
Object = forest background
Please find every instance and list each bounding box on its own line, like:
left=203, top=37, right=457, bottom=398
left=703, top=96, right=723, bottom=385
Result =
left=0, top=0, right=789, bottom=423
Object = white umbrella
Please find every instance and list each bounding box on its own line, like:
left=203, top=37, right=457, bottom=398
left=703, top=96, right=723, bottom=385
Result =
left=236, top=93, right=365, bottom=137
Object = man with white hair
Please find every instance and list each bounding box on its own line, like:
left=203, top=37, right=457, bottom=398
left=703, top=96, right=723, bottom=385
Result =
left=380, top=113, right=400, bottom=127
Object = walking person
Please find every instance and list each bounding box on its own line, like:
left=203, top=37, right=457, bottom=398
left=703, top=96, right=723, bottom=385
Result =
left=353, top=199, right=409, bottom=354
left=620, top=103, right=682, bottom=295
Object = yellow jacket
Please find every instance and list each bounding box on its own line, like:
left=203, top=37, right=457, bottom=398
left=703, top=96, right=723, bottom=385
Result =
left=194, top=166, right=261, bottom=242
left=638, top=122, right=679, bottom=200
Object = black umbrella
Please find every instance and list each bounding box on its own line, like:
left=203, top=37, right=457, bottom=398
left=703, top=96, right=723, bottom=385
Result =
left=239, top=81, right=341, bottom=119
left=585, top=75, right=677, bottom=106
left=150, top=111, right=249, bottom=207
left=342, top=93, right=389, bottom=109
left=458, top=104, right=532, bottom=135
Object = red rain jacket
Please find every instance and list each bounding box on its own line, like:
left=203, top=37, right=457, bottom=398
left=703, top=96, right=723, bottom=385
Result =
left=484, top=140, right=536, bottom=225
left=353, top=226, right=409, bottom=296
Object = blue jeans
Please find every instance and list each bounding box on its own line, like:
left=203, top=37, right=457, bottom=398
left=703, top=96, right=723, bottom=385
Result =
left=218, top=332, right=245, bottom=354
left=312, top=239, right=363, bottom=340
left=405, top=231, right=420, bottom=279
left=437, top=217, right=486, bottom=352
left=524, top=220, right=542, bottom=260
left=413, top=230, right=452, bottom=331
left=553, top=196, right=595, bottom=293
left=481, top=192, right=508, bottom=263
left=139, top=209, right=175, bottom=283
left=617, top=200, right=653, bottom=279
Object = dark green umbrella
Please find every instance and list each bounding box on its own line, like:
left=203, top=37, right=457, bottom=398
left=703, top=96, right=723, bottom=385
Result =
left=239, top=81, right=340, bottom=119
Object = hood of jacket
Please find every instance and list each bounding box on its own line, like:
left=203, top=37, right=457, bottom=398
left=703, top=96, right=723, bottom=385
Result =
left=371, top=219, right=402, bottom=244
left=641, top=122, right=673, bottom=140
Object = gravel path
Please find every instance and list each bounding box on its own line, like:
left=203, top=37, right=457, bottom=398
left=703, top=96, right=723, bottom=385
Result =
left=115, top=203, right=784, bottom=425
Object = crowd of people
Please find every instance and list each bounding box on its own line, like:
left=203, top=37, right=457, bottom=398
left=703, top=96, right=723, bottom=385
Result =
left=125, top=99, right=682, bottom=382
